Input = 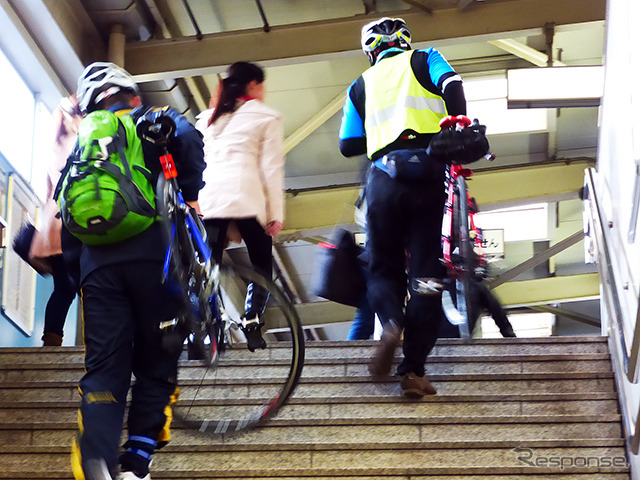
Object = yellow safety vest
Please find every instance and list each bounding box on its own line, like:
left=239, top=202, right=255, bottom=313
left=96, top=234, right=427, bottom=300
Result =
left=362, top=50, right=448, bottom=158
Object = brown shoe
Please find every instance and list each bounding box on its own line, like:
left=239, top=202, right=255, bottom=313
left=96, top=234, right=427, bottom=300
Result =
left=401, top=373, right=437, bottom=398
left=368, top=321, right=402, bottom=377
left=42, top=332, right=63, bottom=347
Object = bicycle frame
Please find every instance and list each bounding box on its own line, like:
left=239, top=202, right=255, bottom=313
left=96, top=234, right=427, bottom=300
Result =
left=437, top=115, right=492, bottom=338
left=159, top=151, right=212, bottom=283
left=441, top=163, right=486, bottom=279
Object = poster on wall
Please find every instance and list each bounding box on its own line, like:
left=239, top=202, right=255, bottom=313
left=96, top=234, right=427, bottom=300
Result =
left=1, top=173, right=38, bottom=336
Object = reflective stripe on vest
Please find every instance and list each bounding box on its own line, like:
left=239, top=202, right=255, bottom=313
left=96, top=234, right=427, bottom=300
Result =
left=363, top=51, right=447, bottom=158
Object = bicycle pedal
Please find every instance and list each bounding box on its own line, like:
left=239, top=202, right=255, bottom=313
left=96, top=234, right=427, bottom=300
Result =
left=241, top=317, right=267, bottom=352
left=412, top=278, right=445, bottom=295
left=159, top=318, right=178, bottom=330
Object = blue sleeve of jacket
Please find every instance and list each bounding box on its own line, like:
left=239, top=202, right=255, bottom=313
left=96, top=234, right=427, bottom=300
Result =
left=339, top=78, right=367, bottom=157
left=165, top=107, right=206, bottom=202
left=424, top=47, right=456, bottom=88
left=412, top=48, right=466, bottom=116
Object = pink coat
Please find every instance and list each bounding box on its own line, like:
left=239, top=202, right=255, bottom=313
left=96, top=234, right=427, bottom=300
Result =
left=30, top=106, right=80, bottom=260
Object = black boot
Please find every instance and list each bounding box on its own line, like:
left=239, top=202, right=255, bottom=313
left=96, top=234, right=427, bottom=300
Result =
left=242, top=283, right=270, bottom=352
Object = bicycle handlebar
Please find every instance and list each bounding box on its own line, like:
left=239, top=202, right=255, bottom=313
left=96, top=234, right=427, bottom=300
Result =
left=439, top=115, right=472, bottom=130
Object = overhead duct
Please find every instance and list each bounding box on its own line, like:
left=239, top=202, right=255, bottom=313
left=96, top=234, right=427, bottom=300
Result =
left=81, top=0, right=198, bottom=120
left=139, top=79, right=192, bottom=116
left=81, top=0, right=157, bottom=41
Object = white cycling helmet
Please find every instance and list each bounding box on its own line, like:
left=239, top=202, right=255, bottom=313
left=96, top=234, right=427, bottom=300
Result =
left=77, top=62, right=140, bottom=113
left=361, top=17, right=411, bottom=65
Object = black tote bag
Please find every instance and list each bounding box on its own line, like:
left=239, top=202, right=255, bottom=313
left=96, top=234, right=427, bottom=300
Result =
left=313, top=228, right=367, bottom=308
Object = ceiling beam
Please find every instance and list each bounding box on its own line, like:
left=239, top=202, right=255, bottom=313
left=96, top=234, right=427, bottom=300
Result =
left=283, top=186, right=361, bottom=236
left=398, top=0, right=433, bottom=14
left=122, top=0, right=606, bottom=82
left=284, top=92, right=345, bottom=154
left=489, top=38, right=567, bottom=67
left=493, top=273, right=600, bottom=308
left=281, top=159, right=593, bottom=235
left=488, top=230, right=584, bottom=288
left=37, top=0, right=104, bottom=68
left=530, top=305, right=600, bottom=327
left=470, top=159, right=592, bottom=207
left=144, top=0, right=209, bottom=120
left=264, top=273, right=600, bottom=327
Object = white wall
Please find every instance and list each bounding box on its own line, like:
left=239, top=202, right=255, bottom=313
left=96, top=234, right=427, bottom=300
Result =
left=597, top=0, right=640, bottom=476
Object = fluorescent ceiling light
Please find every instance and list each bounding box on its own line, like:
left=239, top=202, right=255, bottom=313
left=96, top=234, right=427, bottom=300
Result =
left=464, top=74, right=507, bottom=101
left=467, top=98, right=547, bottom=135
left=507, top=66, right=604, bottom=109
left=474, top=203, right=549, bottom=242
left=464, top=74, right=548, bottom=135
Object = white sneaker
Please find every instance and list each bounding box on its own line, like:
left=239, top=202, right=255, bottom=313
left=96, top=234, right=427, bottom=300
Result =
left=117, top=472, right=151, bottom=480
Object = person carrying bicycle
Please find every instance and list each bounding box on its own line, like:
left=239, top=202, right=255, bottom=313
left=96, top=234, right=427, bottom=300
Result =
left=65, top=62, right=205, bottom=480
left=338, top=17, right=468, bottom=398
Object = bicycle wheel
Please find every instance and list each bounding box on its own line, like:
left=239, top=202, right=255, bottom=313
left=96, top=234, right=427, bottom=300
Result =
left=452, top=175, right=476, bottom=338
left=173, top=263, right=305, bottom=435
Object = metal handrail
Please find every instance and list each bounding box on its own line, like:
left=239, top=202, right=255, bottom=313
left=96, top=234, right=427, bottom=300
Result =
left=585, top=167, right=640, bottom=453
left=585, top=169, right=632, bottom=374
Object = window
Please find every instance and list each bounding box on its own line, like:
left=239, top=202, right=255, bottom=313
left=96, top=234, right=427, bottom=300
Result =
left=0, top=47, right=52, bottom=200
left=0, top=46, right=53, bottom=336
left=475, top=203, right=549, bottom=242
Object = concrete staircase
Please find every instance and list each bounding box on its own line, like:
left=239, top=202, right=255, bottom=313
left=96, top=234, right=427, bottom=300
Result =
left=0, top=336, right=630, bottom=479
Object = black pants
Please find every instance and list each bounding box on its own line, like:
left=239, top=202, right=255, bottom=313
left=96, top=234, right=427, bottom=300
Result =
left=204, top=218, right=273, bottom=279
left=43, top=254, right=76, bottom=337
left=471, top=281, right=515, bottom=336
left=76, top=260, right=182, bottom=478
left=365, top=165, right=447, bottom=377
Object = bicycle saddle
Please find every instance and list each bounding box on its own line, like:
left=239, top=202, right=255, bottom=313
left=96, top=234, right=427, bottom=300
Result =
left=136, top=112, right=176, bottom=149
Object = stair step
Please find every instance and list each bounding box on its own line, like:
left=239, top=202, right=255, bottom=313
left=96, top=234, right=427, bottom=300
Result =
left=0, top=371, right=616, bottom=387
left=0, top=475, right=630, bottom=480
left=0, top=336, right=610, bottom=364
left=0, top=476, right=632, bottom=480
left=0, top=357, right=614, bottom=384
left=0, top=376, right=616, bottom=404
left=0, top=419, right=625, bottom=447
left=0, top=445, right=629, bottom=477
left=0, top=399, right=621, bottom=425
left=0, top=352, right=613, bottom=370
left=0, top=336, right=627, bottom=479
left=0, top=413, right=624, bottom=429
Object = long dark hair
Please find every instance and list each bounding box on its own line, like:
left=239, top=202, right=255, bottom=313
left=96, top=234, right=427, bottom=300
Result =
left=208, top=62, right=265, bottom=126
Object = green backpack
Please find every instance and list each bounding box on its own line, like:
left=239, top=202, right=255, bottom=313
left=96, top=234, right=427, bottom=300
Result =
left=57, top=109, right=157, bottom=245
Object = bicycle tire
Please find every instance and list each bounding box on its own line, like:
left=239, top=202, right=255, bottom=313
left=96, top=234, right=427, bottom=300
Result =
left=452, top=175, right=476, bottom=338
left=173, top=263, right=305, bottom=435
